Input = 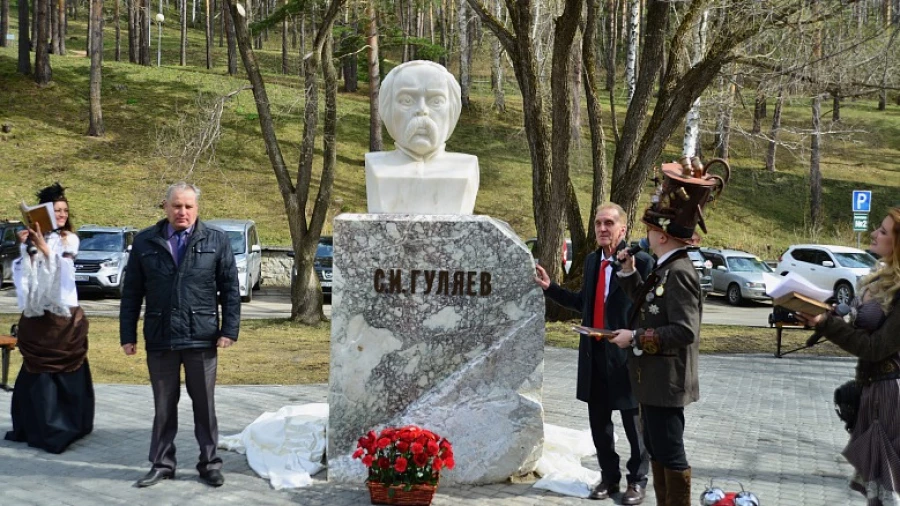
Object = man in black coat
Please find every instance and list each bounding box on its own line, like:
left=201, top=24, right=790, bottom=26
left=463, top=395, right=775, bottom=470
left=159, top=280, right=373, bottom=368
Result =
left=536, top=203, right=653, bottom=504
left=120, top=182, right=241, bottom=488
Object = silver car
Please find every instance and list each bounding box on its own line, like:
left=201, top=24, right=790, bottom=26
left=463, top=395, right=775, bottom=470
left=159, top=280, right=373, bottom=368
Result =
left=700, top=248, right=777, bottom=306
left=205, top=219, right=263, bottom=303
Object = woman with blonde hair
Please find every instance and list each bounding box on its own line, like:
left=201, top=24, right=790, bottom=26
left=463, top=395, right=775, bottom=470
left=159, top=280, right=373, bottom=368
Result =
left=798, top=206, right=900, bottom=504
left=4, top=183, right=94, bottom=454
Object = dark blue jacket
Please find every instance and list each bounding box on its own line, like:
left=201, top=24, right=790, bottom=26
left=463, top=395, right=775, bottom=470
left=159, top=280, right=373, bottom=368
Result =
left=545, top=241, right=654, bottom=410
left=120, top=219, right=241, bottom=351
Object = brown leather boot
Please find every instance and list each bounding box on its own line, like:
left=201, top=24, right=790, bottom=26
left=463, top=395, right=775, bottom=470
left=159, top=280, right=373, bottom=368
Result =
left=650, top=460, right=667, bottom=505
left=664, top=467, right=691, bottom=506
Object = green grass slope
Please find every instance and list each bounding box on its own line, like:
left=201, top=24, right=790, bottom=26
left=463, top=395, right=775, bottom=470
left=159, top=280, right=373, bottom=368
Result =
left=1, top=12, right=898, bottom=257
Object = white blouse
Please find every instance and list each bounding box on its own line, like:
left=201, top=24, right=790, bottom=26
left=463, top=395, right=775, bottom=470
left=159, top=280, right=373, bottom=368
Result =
left=12, top=232, right=80, bottom=317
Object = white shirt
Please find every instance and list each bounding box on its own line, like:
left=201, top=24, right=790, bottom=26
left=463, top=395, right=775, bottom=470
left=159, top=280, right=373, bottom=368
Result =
left=13, top=232, right=80, bottom=317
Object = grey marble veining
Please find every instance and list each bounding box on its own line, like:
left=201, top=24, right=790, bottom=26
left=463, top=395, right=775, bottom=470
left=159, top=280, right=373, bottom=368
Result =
left=327, top=214, right=545, bottom=485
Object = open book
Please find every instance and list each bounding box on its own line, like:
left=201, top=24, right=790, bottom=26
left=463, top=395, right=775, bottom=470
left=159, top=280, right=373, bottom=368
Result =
left=572, top=325, right=617, bottom=340
left=20, top=201, right=55, bottom=233
left=766, top=272, right=833, bottom=301
left=773, top=291, right=831, bottom=315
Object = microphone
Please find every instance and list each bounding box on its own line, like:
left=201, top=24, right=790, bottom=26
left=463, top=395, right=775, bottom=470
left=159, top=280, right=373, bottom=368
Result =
left=805, top=303, right=852, bottom=347
left=611, top=238, right=647, bottom=268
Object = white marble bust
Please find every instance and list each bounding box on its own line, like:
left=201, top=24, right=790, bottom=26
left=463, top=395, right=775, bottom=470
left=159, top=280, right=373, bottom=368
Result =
left=365, top=60, right=479, bottom=214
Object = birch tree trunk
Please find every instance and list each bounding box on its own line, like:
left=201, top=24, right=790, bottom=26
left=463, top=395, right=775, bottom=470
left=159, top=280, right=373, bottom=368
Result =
left=714, top=69, right=734, bottom=160
left=57, top=0, right=65, bottom=54
left=0, top=0, right=7, bottom=48
left=624, top=0, right=639, bottom=103
left=682, top=9, right=708, bottom=159
left=764, top=90, right=784, bottom=172
left=490, top=0, right=505, bottom=112
left=367, top=0, right=382, bottom=151
left=224, top=0, right=236, bottom=74
left=458, top=0, right=471, bottom=108
left=751, top=89, right=766, bottom=135
left=35, top=0, right=52, bottom=84
left=180, top=0, right=187, bottom=64
left=809, top=95, right=823, bottom=228
left=17, top=0, right=31, bottom=74
left=88, top=0, right=104, bottom=136
left=205, top=0, right=211, bottom=68
left=281, top=0, right=288, bottom=73
left=603, top=0, right=618, bottom=92
left=115, top=0, right=121, bottom=60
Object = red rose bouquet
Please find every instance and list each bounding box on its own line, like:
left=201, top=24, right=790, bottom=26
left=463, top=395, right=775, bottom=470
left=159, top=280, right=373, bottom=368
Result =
left=353, top=425, right=455, bottom=487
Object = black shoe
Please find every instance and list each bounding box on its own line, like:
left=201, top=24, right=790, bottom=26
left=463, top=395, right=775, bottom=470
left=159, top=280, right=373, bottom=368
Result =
left=135, top=468, right=174, bottom=488
left=199, top=469, right=225, bottom=487
left=622, top=483, right=645, bottom=505
left=588, top=480, right=620, bottom=500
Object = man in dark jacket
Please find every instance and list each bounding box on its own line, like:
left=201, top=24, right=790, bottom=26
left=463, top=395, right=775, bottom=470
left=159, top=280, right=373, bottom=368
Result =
left=536, top=203, right=653, bottom=504
left=610, top=158, right=728, bottom=506
left=120, top=182, right=240, bottom=488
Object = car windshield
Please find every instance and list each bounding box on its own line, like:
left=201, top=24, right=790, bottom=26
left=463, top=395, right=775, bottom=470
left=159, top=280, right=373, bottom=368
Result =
left=316, top=240, right=333, bottom=259
left=834, top=252, right=876, bottom=268
left=225, top=231, right=246, bottom=254
left=78, top=231, right=124, bottom=252
left=727, top=256, right=773, bottom=273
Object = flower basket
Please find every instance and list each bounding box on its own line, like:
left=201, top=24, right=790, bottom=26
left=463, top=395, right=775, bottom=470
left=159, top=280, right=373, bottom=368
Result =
left=367, top=481, right=438, bottom=506
left=353, top=425, right=454, bottom=506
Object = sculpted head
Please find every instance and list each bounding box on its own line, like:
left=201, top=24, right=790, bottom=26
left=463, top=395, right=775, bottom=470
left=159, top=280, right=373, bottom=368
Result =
left=379, top=61, right=462, bottom=158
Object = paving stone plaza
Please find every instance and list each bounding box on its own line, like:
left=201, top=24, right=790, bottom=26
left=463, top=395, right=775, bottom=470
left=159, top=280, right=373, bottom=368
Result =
left=0, top=347, right=861, bottom=505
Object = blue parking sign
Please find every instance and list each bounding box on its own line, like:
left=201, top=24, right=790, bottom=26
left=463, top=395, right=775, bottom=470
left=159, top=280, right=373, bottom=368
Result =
left=852, top=190, right=872, bottom=213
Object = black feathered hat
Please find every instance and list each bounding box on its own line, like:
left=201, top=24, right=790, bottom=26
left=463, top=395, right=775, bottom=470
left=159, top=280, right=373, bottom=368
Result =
left=36, top=182, right=67, bottom=204
left=641, top=157, right=729, bottom=242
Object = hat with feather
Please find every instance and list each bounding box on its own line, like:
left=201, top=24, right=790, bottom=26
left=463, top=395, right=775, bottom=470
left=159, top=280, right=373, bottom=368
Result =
left=641, top=157, right=729, bottom=242
left=36, top=182, right=67, bottom=204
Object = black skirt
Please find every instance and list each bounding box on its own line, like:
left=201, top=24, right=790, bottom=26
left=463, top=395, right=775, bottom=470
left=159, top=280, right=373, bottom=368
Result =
left=4, top=359, right=95, bottom=454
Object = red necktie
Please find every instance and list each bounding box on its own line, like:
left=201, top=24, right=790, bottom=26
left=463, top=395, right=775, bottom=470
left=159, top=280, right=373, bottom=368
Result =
left=593, top=259, right=609, bottom=328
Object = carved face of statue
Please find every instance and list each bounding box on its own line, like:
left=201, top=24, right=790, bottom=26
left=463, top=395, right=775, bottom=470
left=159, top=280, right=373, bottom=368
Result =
left=388, top=65, right=452, bottom=158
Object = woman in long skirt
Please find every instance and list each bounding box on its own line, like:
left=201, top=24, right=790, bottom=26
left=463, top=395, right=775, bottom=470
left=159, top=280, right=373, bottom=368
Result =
left=4, top=183, right=94, bottom=454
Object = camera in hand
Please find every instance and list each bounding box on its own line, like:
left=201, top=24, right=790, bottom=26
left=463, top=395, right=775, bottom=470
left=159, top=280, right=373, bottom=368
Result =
left=26, top=237, right=38, bottom=256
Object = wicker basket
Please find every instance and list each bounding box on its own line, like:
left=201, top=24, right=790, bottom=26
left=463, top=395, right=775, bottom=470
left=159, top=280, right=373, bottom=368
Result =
left=366, top=481, right=437, bottom=506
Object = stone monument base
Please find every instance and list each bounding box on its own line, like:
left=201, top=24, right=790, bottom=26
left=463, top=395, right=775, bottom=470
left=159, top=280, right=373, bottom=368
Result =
left=327, top=214, right=545, bottom=485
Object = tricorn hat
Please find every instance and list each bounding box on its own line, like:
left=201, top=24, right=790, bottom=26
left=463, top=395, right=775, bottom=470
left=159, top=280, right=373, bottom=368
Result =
left=641, top=156, right=729, bottom=242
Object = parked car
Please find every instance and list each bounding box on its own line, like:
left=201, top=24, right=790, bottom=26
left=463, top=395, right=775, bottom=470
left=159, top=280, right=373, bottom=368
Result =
left=525, top=237, right=572, bottom=274
left=205, top=219, right=262, bottom=303
left=0, top=220, right=26, bottom=286
left=700, top=247, right=776, bottom=306
left=686, top=247, right=713, bottom=299
left=774, top=244, right=877, bottom=305
left=74, top=225, right=137, bottom=298
left=287, top=236, right=334, bottom=298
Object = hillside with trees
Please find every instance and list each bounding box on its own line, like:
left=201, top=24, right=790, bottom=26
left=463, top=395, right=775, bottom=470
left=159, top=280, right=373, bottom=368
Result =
left=1, top=0, right=899, bottom=321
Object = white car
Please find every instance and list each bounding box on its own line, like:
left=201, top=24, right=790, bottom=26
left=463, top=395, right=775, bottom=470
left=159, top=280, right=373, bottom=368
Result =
left=774, top=244, right=877, bottom=305
left=205, top=219, right=263, bottom=303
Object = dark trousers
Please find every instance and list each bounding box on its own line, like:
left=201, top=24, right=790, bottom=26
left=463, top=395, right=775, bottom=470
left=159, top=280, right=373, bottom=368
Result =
left=588, top=398, right=649, bottom=486
left=641, top=404, right=689, bottom=471
left=147, top=348, right=222, bottom=473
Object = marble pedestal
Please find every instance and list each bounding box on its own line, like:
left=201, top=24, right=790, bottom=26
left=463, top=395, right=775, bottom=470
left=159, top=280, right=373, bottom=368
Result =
left=327, top=214, right=545, bottom=485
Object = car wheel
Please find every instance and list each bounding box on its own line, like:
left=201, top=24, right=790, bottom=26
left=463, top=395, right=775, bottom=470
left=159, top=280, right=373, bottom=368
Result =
left=834, top=282, right=853, bottom=306
left=252, top=269, right=262, bottom=291
left=727, top=283, right=744, bottom=306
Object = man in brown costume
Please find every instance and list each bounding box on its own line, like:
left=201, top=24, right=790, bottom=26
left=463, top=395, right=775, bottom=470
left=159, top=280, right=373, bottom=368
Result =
left=609, top=158, right=728, bottom=505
